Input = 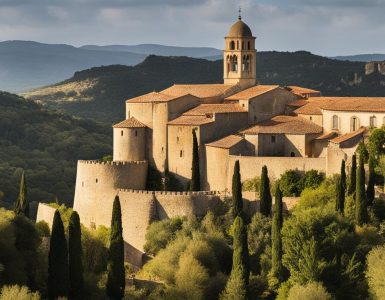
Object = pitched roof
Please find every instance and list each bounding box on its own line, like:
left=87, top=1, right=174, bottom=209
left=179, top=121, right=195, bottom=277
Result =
left=293, top=98, right=337, bottom=115
left=206, top=135, right=244, bottom=149
left=161, top=84, right=234, bottom=99
left=184, top=104, right=246, bottom=116
left=242, top=115, right=323, bottom=135
left=330, top=127, right=366, bottom=144
left=287, top=99, right=309, bottom=108
left=113, top=117, right=146, bottom=128
left=318, top=97, right=385, bottom=112
left=315, top=131, right=338, bottom=140
left=225, top=85, right=279, bottom=101
left=126, top=91, right=180, bottom=103
left=168, top=115, right=214, bottom=126
left=286, top=86, right=321, bottom=97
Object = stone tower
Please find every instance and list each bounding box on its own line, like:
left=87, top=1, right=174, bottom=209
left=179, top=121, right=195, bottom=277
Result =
left=223, top=14, right=257, bottom=88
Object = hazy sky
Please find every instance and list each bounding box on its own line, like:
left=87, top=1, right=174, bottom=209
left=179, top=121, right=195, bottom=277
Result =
left=1, top=0, right=385, bottom=56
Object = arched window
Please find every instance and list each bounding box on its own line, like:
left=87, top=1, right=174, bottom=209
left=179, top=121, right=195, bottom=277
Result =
left=230, top=41, right=235, bottom=50
left=370, top=116, right=377, bottom=128
left=351, top=116, right=360, bottom=131
left=231, top=55, right=238, bottom=72
left=332, top=115, right=338, bottom=129
left=247, top=41, right=251, bottom=50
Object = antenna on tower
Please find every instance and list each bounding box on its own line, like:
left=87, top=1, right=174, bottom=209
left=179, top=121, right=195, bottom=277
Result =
left=238, top=6, right=242, bottom=20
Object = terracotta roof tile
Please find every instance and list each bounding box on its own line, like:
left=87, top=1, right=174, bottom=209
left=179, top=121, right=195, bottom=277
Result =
left=286, top=86, right=321, bottom=98
left=184, top=104, right=246, bottom=116
left=315, top=131, right=338, bottom=140
left=113, top=117, right=147, bottom=128
left=168, top=115, right=214, bottom=126
left=242, top=115, right=323, bottom=135
left=161, top=84, right=235, bottom=99
left=206, top=135, right=244, bottom=149
left=330, top=128, right=366, bottom=144
left=225, top=85, right=279, bottom=101
left=287, top=99, right=309, bottom=108
left=318, top=97, right=385, bottom=112
left=126, top=91, right=180, bottom=103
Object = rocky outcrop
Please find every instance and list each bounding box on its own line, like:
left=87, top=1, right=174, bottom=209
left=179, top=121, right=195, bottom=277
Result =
left=365, top=61, right=385, bottom=76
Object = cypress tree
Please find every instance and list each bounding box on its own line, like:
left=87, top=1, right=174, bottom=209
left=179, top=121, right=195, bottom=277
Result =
left=348, top=154, right=357, bottom=196
left=223, top=216, right=249, bottom=300
left=68, top=211, right=84, bottom=300
left=48, top=210, right=69, bottom=300
left=190, top=129, right=200, bottom=191
left=355, top=156, right=368, bottom=225
left=270, top=185, right=283, bottom=288
left=366, top=155, right=375, bottom=206
left=260, top=165, right=272, bottom=217
left=107, top=196, right=125, bottom=300
left=232, top=160, right=243, bottom=218
left=14, top=171, right=29, bottom=217
left=336, top=160, right=346, bottom=214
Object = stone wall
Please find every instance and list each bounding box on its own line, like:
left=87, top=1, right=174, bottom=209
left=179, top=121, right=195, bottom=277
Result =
left=36, top=203, right=56, bottom=229
left=113, top=127, right=146, bottom=162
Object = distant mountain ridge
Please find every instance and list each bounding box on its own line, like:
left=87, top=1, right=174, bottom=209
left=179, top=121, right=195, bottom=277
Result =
left=332, top=54, right=385, bottom=62
left=24, top=51, right=385, bottom=124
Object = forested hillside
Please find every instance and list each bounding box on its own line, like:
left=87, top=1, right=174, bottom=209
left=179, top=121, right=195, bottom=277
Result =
left=0, top=92, right=111, bottom=207
left=24, top=51, right=385, bottom=124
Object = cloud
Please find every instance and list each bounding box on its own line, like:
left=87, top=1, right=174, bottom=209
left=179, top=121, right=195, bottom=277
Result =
left=0, top=0, right=384, bottom=56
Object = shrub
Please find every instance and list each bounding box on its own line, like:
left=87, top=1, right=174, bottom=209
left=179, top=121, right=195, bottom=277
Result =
left=366, top=245, right=385, bottom=300
left=279, top=170, right=303, bottom=197
left=301, top=170, right=324, bottom=189
left=287, top=282, right=332, bottom=300
left=0, top=285, right=40, bottom=300
left=144, top=217, right=183, bottom=255
left=242, top=176, right=261, bottom=192
left=82, top=226, right=109, bottom=274
left=35, top=221, right=50, bottom=237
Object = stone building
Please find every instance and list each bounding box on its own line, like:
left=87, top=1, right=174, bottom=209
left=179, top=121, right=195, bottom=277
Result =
left=36, top=15, right=385, bottom=266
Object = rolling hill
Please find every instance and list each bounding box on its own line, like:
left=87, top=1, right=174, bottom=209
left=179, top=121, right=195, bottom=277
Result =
left=24, top=51, right=385, bottom=124
left=332, top=54, right=385, bottom=62
left=0, top=91, right=111, bottom=208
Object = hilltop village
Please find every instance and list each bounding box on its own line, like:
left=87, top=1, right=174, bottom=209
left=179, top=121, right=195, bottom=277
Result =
left=37, top=16, right=385, bottom=266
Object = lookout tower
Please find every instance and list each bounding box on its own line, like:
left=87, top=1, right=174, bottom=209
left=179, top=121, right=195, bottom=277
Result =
left=223, top=12, right=257, bottom=88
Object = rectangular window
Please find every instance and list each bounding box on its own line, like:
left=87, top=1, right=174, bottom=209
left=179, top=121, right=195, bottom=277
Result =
left=271, top=136, right=276, bottom=143
left=180, top=150, right=183, bottom=158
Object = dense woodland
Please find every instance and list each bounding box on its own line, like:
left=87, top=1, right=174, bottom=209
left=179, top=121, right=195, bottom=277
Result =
left=0, top=92, right=111, bottom=208
left=1, top=126, right=385, bottom=299
left=25, top=52, right=385, bottom=124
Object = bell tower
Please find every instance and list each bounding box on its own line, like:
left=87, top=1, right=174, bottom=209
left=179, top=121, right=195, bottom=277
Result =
left=223, top=11, right=256, bottom=88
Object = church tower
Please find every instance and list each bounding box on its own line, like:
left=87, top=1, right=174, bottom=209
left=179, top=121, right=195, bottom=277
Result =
left=223, top=13, right=257, bottom=88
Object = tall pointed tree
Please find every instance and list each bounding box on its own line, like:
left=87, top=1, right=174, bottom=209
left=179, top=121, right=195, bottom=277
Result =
left=190, top=129, right=200, bottom=191
left=68, top=211, right=84, bottom=300
left=260, top=165, right=272, bottom=217
left=348, top=154, right=357, bottom=196
left=107, top=196, right=125, bottom=300
left=232, top=160, right=243, bottom=218
left=336, top=160, right=346, bottom=214
left=355, top=156, right=368, bottom=225
left=14, top=171, right=29, bottom=217
left=221, top=216, right=249, bottom=300
left=48, top=210, right=69, bottom=300
left=366, top=155, right=375, bottom=206
left=270, top=185, right=284, bottom=289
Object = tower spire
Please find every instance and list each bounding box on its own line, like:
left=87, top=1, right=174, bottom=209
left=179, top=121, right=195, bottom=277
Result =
left=238, top=6, right=242, bottom=20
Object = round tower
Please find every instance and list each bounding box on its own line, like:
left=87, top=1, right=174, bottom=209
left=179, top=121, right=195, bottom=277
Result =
left=223, top=13, right=257, bottom=88
left=113, top=117, right=146, bottom=161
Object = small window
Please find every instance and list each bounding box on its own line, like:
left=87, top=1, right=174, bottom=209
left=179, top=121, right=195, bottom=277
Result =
left=242, top=103, right=245, bottom=107
left=310, top=116, right=313, bottom=121
left=135, top=130, right=138, bottom=136
left=351, top=116, right=359, bottom=131
left=230, top=41, right=235, bottom=50
left=82, top=182, right=84, bottom=187
left=370, top=116, right=377, bottom=128
left=290, top=152, right=295, bottom=157
left=96, top=178, right=98, bottom=183
left=121, top=130, right=123, bottom=136
left=180, top=150, right=183, bottom=158
left=236, top=40, right=239, bottom=50
left=177, top=137, right=180, bottom=143
left=247, top=41, right=251, bottom=50
left=161, top=147, right=164, bottom=153
left=271, top=136, right=276, bottom=143
left=332, top=115, right=338, bottom=129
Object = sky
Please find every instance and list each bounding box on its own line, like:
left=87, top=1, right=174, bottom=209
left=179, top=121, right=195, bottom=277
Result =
left=0, top=0, right=385, bottom=56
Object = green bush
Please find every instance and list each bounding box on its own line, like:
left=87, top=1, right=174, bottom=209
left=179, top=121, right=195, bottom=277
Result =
left=366, top=245, right=385, bottom=300
left=35, top=221, right=50, bottom=237
left=144, top=217, right=183, bottom=255
left=279, top=170, right=303, bottom=197
left=301, top=170, right=324, bottom=190
left=287, top=282, right=332, bottom=300
left=0, top=285, right=40, bottom=300
left=242, top=176, right=261, bottom=192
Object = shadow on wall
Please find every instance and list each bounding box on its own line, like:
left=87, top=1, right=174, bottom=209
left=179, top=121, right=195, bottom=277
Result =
left=124, top=241, right=151, bottom=268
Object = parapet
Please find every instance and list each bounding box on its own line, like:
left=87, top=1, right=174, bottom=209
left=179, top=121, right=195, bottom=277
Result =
left=78, top=160, right=147, bottom=166
left=118, top=189, right=223, bottom=196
